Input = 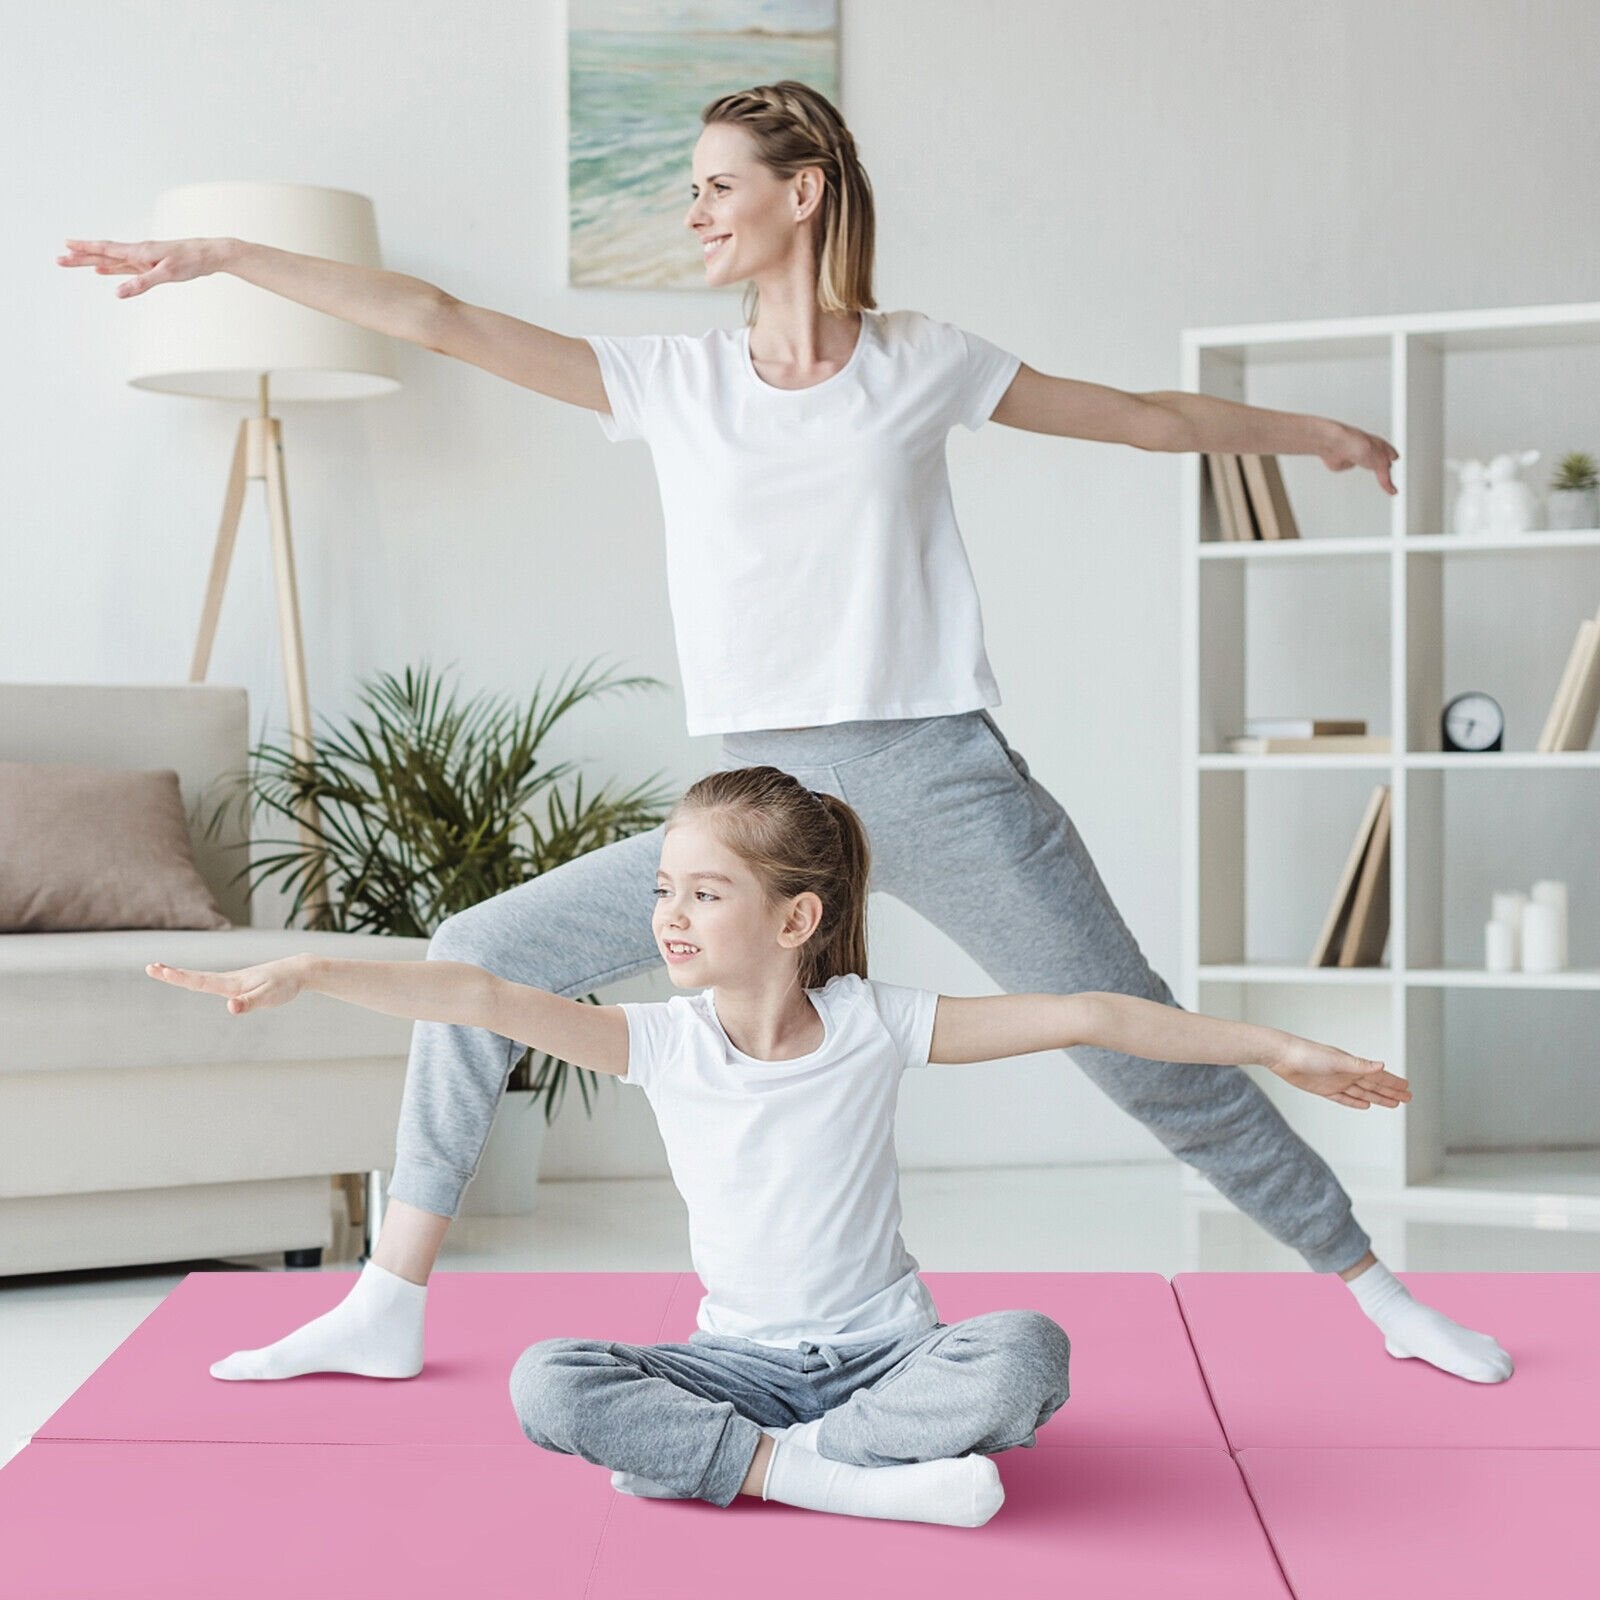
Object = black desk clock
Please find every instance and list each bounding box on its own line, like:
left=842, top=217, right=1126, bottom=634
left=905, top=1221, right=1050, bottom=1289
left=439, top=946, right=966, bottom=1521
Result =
left=1442, top=691, right=1504, bottom=752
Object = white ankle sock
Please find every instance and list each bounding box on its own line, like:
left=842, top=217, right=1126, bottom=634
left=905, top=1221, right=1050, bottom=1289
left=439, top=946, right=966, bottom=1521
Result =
left=761, top=1431, right=1004, bottom=1528
left=209, top=1259, right=427, bottom=1381
left=1344, top=1261, right=1513, bottom=1383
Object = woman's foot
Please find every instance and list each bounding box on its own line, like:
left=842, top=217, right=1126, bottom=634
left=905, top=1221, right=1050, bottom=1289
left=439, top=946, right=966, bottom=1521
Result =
left=209, top=1259, right=427, bottom=1380
left=1343, top=1260, right=1513, bottom=1383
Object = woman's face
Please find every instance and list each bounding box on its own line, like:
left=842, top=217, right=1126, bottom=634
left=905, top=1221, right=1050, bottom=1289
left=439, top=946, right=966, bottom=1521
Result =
left=685, top=122, right=818, bottom=287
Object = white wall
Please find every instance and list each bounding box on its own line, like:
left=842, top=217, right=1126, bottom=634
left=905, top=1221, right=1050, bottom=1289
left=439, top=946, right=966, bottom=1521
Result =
left=7, top=1, right=1598, bottom=1179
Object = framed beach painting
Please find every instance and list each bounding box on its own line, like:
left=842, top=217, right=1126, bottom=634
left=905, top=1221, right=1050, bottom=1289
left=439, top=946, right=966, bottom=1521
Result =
left=567, top=1, right=840, bottom=289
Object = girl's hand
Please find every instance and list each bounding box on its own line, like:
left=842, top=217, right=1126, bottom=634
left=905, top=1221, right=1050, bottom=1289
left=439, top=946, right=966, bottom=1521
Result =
left=1320, top=421, right=1400, bottom=495
left=146, top=956, right=308, bottom=1015
left=1268, top=1035, right=1412, bottom=1110
left=57, top=237, right=225, bottom=298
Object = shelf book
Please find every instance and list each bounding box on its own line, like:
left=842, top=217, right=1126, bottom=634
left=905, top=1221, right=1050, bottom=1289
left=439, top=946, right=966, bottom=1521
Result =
left=1309, top=785, right=1392, bottom=968
left=1536, top=604, right=1600, bottom=752
left=1203, top=452, right=1301, bottom=541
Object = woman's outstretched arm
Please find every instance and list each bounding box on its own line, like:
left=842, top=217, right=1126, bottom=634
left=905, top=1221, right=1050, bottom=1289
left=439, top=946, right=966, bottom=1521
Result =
left=927, top=990, right=1410, bottom=1111
left=989, top=362, right=1398, bottom=493
left=57, top=237, right=608, bottom=410
left=145, top=955, right=629, bottom=1076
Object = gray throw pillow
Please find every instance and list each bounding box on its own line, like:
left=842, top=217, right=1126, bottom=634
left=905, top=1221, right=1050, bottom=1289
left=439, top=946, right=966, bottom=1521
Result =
left=0, top=761, right=232, bottom=932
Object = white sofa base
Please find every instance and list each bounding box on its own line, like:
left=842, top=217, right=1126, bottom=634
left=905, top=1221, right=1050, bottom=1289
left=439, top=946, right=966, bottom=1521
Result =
left=2, top=1177, right=336, bottom=1277
left=1, top=1055, right=408, bottom=1276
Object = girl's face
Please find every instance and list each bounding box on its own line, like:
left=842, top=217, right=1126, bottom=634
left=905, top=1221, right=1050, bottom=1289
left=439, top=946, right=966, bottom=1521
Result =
left=684, top=122, right=818, bottom=288
left=653, top=815, right=818, bottom=989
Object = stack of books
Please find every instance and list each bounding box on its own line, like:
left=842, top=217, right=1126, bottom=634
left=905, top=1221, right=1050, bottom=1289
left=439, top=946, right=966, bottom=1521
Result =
left=1227, top=719, right=1390, bottom=755
left=1536, top=602, right=1600, bottom=752
left=1204, top=452, right=1301, bottom=541
left=1310, top=785, right=1392, bottom=967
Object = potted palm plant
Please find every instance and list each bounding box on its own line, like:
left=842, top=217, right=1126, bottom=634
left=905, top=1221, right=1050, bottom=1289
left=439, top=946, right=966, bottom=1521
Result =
left=201, top=659, right=673, bottom=1213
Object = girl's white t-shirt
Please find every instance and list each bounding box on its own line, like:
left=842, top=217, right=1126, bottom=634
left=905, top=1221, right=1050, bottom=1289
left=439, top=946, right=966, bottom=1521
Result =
left=619, top=971, right=942, bottom=1348
left=585, top=310, right=1022, bottom=736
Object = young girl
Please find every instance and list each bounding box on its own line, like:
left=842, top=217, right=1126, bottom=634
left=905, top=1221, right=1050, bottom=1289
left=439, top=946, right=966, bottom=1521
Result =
left=75, top=80, right=1510, bottom=1389
left=149, top=769, right=1415, bottom=1528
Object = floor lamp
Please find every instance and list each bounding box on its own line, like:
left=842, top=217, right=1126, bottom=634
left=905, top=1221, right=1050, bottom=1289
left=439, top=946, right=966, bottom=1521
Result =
left=127, top=183, right=400, bottom=1248
left=127, top=181, right=400, bottom=922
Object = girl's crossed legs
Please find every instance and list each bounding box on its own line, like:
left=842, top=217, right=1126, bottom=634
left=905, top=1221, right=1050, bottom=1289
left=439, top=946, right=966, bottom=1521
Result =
left=509, top=1308, right=1071, bottom=1511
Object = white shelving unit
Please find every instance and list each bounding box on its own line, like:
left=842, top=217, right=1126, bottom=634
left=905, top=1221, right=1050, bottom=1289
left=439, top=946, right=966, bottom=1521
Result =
left=1178, top=300, right=1600, bottom=1259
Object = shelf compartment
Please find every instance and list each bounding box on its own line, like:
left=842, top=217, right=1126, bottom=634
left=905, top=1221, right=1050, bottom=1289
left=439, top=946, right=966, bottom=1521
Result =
left=1199, top=768, right=1396, bottom=971
left=1410, top=987, right=1600, bottom=1178
left=1197, top=557, right=1392, bottom=757
left=1403, top=543, right=1600, bottom=754
left=1402, top=766, right=1596, bottom=972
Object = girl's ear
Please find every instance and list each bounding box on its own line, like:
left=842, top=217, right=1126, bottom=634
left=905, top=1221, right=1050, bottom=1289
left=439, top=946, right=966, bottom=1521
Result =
left=779, top=890, right=824, bottom=946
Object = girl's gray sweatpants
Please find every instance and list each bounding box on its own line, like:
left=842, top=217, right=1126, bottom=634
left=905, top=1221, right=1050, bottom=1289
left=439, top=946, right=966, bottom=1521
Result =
left=387, top=709, right=1372, bottom=1277
left=508, top=1309, right=1073, bottom=1507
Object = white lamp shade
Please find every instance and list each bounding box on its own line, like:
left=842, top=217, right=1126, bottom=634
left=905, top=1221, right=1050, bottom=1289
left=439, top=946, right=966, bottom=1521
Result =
left=127, top=182, right=401, bottom=402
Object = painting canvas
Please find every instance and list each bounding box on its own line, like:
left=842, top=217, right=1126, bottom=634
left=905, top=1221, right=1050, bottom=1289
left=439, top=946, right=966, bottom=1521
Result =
left=568, top=1, right=840, bottom=289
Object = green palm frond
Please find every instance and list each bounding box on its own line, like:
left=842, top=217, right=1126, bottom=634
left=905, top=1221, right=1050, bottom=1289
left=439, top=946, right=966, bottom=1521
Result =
left=198, top=659, right=673, bottom=1117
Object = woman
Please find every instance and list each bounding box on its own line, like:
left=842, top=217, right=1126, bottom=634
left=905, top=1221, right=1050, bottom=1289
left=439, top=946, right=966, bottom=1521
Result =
left=62, top=80, right=1509, bottom=1387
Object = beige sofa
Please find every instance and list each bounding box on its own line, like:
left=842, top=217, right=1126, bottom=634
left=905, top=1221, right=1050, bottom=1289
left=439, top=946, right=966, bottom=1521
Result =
left=0, top=683, right=433, bottom=1276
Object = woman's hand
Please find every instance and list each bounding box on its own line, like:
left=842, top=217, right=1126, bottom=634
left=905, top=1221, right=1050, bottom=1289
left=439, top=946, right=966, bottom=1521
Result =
left=1320, top=420, right=1400, bottom=495
left=57, top=237, right=227, bottom=298
left=1268, top=1034, right=1411, bottom=1110
left=146, top=956, right=308, bottom=1015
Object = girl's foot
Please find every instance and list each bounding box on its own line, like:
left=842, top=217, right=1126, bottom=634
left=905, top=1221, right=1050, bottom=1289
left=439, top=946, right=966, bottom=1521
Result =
left=762, top=1431, right=1004, bottom=1527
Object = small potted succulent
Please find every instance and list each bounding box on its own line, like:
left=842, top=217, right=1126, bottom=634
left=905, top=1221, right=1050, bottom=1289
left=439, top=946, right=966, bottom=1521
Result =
left=1547, top=450, right=1599, bottom=530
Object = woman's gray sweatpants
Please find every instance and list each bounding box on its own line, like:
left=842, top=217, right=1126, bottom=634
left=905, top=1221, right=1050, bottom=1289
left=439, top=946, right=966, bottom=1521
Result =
left=387, top=709, right=1372, bottom=1276
left=508, top=1309, right=1072, bottom=1507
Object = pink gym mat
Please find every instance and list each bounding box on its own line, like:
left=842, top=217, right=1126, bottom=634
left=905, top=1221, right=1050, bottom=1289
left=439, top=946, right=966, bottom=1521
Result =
left=1237, top=1447, right=1599, bottom=1600
left=1173, top=1271, right=1599, bottom=1449
left=35, top=1270, right=683, bottom=1447
left=6, top=1270, right=1595, bottom=1598
left=0, top=1441, right=601, bottom=1600
left=35, top=1270, right=1224, bottom=1452
left=588, top=1446, right=1292, bottom=1599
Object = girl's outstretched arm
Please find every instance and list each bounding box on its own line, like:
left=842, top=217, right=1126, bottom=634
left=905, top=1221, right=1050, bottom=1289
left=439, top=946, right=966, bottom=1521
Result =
left=145, top=956, right=628, bottom=1077
left=927, top=991, right=1410, bottom=1111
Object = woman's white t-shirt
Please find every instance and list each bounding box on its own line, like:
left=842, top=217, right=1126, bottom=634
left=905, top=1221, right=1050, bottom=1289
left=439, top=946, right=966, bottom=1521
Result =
left=585, top=310, right=1022, bottom=736
left=619, top=971, right=942, bottom=1348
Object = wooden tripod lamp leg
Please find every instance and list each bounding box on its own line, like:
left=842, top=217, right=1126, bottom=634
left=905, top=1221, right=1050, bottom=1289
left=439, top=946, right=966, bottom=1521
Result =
left=261, top=415, right=332, bottom=922
left=189, top=420, right=250, bottom=683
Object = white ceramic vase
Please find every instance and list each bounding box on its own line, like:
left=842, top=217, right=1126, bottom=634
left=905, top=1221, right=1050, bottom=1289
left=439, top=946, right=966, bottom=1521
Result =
left=1547, top=485, right=1599, bottom=530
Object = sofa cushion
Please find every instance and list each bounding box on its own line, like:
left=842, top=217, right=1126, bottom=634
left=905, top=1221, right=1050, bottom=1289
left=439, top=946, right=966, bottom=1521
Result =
left=0, top=928, right=434, bottom=1072
left=0, top=762, right=230, bottom=932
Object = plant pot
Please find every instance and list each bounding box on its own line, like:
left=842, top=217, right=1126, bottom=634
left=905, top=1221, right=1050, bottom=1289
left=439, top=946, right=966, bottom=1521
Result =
left=1547, top=485, right=1599, bottom=530
left=459, top=1088, right=550, bottom=1216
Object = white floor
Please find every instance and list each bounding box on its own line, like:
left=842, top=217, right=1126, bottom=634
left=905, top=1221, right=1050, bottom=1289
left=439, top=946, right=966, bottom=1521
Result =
left=6, top=1159, right=1599, bottom=1469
